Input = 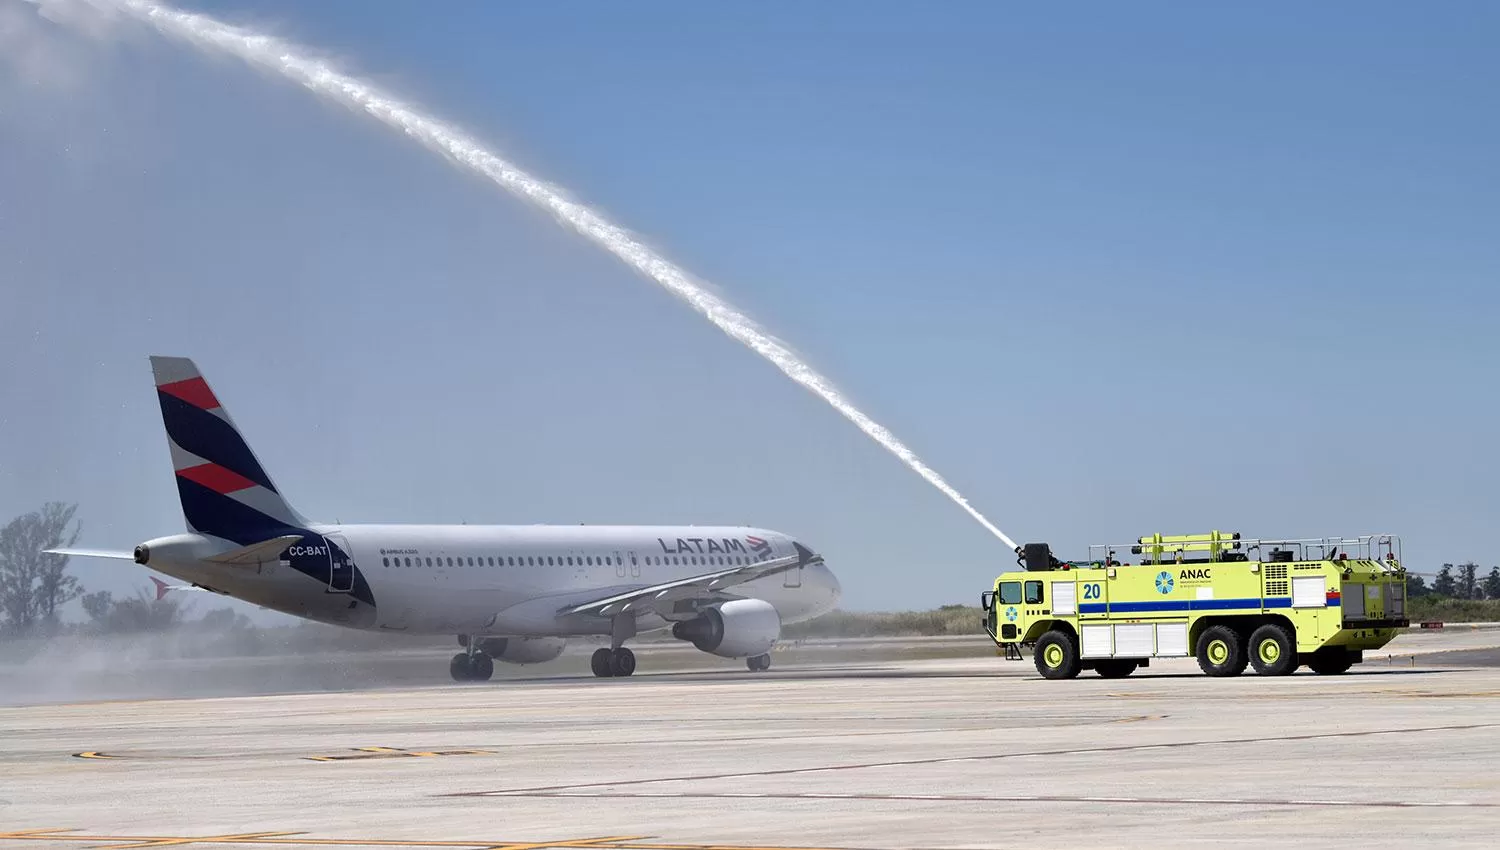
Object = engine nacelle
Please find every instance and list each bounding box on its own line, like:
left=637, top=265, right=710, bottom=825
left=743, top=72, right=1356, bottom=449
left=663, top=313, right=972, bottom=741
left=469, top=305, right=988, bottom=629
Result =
left=475, top=636, right=566, bottom=665
left=671, top=598, right=780, bottom=659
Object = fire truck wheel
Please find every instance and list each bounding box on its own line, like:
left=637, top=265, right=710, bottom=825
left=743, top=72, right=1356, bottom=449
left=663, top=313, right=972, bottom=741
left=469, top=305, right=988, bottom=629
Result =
left=1196, top=625, right=1247, bottom=677
left=1095, top=659, right=1138, bottom=679
left=1249, top=623, right=1297, bottom=676
left=1307, top=647, right=1354, bottom=675
left=1034, top=630, right=1081, bottom=680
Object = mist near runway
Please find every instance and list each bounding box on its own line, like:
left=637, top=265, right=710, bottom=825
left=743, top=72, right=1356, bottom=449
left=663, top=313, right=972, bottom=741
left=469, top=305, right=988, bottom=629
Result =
left=0, top=622, right=994, bottom=706
left=26, top=0, right=1017, bottom=551
left=0, top=621, right=446, bottom=705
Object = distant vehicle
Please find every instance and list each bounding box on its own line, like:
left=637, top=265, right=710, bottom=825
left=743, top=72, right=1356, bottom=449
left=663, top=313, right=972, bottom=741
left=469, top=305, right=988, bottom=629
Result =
left=54, top=356, right=841, bottom=681
left=981, top=531, right=1409, bottom=679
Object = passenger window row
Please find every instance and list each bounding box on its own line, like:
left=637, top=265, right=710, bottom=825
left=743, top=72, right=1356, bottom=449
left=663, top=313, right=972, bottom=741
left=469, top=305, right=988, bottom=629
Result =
left=380, top=553, right=756, bottom=568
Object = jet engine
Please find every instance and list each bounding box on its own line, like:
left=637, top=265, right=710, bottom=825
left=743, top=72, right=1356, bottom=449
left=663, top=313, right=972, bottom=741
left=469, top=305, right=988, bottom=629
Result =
left=475, top=636, right=566, bottom=665
left=671, top=598, right=781, bottom=658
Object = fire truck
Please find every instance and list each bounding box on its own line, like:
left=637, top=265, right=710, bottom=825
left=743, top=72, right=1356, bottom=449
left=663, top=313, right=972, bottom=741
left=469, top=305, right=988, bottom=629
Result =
left=980, top=532, right=1409, bottom=679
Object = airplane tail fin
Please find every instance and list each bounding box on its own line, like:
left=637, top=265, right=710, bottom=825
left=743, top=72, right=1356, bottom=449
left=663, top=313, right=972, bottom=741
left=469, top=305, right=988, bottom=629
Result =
left=150, top=356, right=308, bottom=544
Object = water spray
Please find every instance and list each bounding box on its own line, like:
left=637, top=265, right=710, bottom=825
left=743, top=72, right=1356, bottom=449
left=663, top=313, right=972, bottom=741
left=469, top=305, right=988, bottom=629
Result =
left=99, top=0, right=1021, bottom=552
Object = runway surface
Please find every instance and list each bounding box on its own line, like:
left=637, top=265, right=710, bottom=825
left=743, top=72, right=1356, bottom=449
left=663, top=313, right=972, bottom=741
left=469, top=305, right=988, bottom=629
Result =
left=3, top=630, right=1500, bottom=849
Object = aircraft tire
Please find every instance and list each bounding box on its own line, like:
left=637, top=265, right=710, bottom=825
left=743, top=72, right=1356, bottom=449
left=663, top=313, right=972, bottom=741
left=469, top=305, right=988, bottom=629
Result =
left=470, top=653, right=494, bottom=682
left=747, top=654, right=771, bottom=672
left=449, top=653, right=473, bottom=682
left=590, top=648, right=614, bottom=678
left=609, top=648, right=636, bottom=677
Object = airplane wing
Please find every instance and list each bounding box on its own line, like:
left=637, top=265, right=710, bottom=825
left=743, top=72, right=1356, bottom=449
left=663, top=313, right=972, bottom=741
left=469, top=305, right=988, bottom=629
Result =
left=558, top=543, right=823, bottom=619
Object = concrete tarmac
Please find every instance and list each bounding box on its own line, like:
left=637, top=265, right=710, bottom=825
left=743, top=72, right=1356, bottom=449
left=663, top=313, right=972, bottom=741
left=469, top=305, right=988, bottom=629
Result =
left=3, top=631, right=1500, bottom=849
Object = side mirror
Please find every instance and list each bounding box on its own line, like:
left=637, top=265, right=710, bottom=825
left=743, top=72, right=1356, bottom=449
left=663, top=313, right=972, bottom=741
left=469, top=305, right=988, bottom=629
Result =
left=980, top=591, right=995, bottom=611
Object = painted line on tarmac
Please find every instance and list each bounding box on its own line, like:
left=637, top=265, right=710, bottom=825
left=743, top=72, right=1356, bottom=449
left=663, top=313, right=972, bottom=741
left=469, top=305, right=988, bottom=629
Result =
left=447, top=721, right=1500, bottom=797
left=489, top=790, right=1500, bottom=809
left=0, top=831, right=863, bottom=850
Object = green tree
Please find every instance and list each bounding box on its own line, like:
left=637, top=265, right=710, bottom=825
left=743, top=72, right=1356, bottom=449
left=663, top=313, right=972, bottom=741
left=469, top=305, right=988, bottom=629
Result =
left=1483, top=568, right=1500, bottom=601
left=81, top=590, right=114, bottom=624
left=1405, top=574, right=1431, bottom=599
left=0, top=502, right=83, bottom=635
left=1459, top=562, right=1480, bottom=600
left=1433, top=564, right=1457, bottom=597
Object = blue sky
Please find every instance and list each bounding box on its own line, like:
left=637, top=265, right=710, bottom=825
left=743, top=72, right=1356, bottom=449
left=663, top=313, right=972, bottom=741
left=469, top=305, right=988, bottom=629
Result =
left=1, top=0, right=1496, bottom=616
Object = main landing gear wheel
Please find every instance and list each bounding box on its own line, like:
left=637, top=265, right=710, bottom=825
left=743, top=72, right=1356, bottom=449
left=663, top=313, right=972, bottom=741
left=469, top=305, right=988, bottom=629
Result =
left=449, top=652, right=494, bottom=682
left=592, top=647, right=636, bottom=678
left=1249, top=623, right=1297, bottom=676
left=590, top=648, right=613, bottom=678
left=747, top=654, right=771, bottom=672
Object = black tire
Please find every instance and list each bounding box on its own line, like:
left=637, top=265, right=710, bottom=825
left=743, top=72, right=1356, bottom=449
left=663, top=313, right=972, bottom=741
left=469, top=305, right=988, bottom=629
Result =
left=1096, top=659, right=1138, bottom=679
left=470, top=653, right=494, bottom=682
left=1307, top=647, right=1355, bottom=675
left=449, top=653, right=473, bottom=682
left=747, top=654, right=771, bottom=672
left=1248, top=623, right=1297, bottom=676
left=1033, top=630, right=1081, bottom=680
left=590, top=648, right=614, bottom=678
left=1196, top=625, right=1247, bottom=677
left=610, top=647, right=636, bottom=677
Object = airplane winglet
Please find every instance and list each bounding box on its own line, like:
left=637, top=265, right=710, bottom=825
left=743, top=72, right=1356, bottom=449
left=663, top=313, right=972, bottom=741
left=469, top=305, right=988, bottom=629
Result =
left=150, top=576, right=171, bottom=601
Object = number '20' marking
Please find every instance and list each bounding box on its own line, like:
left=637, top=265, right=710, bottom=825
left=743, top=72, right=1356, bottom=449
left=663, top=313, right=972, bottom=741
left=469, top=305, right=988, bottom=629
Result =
left=1082, top=583, right=1102, bottom=600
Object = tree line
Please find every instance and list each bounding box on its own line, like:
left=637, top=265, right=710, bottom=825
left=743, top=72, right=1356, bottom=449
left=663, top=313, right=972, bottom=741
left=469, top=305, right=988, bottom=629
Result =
left=0, top=502, right=220, bottom=638
left=1405, top=565, right=1500, bottom=601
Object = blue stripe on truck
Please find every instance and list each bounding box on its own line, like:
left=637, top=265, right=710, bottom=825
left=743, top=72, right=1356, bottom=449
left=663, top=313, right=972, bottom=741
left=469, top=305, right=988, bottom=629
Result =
left=1079, top=596, right=1299, bottom=615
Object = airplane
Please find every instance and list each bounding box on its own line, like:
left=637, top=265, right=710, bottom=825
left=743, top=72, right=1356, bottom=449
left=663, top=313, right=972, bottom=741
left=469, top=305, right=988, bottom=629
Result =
left=52, top=356, right=842, bottom=681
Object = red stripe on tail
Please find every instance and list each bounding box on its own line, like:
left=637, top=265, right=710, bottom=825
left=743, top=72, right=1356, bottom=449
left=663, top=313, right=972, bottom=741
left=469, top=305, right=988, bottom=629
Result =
left=177, top=462, right=257, bottom=495
left=158, top=377, right=220, bottom=410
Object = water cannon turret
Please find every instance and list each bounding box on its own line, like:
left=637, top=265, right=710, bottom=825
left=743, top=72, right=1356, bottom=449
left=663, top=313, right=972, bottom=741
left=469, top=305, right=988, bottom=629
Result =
left=1019, top=542, right=1063, bottom=571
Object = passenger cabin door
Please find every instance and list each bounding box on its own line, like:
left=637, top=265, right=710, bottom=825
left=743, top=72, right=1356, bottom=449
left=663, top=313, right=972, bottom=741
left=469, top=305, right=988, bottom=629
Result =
left=324, top=533, right=356, bottom=594
left=615, top=550, right=627, bottom=579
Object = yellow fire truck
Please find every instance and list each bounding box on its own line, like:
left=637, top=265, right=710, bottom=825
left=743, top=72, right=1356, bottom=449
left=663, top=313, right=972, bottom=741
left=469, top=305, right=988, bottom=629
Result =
left=980, top=532, right=1409, bottom=679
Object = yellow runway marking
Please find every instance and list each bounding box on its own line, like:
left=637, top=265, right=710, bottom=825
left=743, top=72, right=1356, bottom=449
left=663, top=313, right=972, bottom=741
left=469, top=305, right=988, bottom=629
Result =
left=94, top=834, right=303, bottom=850
left=304, top=747, right=494, bottom=762
left=0, top=831, right=857, bottom=850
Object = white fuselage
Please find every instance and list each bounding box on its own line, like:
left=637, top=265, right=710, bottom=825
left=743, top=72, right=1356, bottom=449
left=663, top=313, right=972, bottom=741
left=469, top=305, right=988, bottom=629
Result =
left=144, top=523, right=841, bottom=638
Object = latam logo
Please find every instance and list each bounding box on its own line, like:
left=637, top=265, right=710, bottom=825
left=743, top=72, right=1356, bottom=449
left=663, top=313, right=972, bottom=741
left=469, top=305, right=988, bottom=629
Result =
left=657, top=536, right=773, bottom=557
